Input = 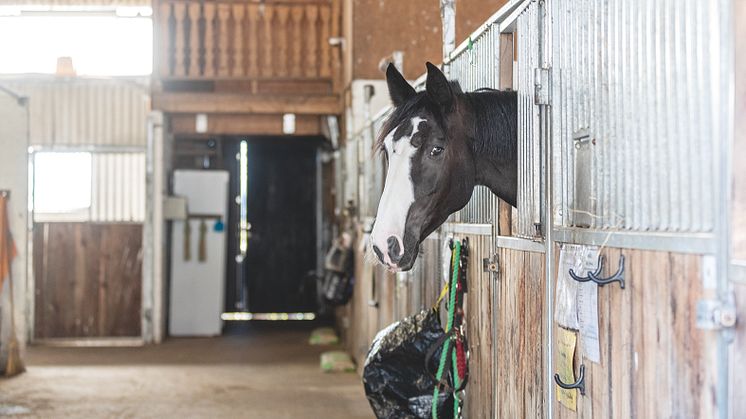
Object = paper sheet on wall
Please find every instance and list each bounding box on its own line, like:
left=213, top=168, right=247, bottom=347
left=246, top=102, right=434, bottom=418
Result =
left=577, top=250, right=600, bottom=363
left=556, top=327, right=578, bottom=411
left=555, top=244, right=601, bottom=363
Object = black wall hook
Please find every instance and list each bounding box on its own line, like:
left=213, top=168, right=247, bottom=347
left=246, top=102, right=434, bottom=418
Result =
left=569, top=254, right=626, bottom=289
left=554, top=364, right=586, bottom=395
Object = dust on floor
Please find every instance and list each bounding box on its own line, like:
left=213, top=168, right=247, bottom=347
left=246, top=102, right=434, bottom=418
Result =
left=0, top=323, right=373, bottom=419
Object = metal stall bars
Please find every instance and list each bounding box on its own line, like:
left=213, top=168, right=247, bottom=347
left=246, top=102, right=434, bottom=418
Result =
left=550, top=0, right=719, bottom=251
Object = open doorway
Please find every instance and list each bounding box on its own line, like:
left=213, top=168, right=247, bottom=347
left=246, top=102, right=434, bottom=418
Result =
left=224, top=137, right=322, bottom=315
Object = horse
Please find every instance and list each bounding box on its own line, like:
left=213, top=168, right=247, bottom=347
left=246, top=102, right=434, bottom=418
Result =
left=369, top=62, right=517, bottom=272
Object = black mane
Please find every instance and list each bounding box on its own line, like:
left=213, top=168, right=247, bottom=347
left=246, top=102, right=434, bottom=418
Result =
left=376, top=83, right=516, bottom=163
left=463, top=89, right=517, bottom=162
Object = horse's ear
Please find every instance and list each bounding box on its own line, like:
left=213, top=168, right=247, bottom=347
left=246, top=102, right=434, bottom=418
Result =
left=386, top=63, right=416, bottom=107
left=425, top=62, right=454, bottom=110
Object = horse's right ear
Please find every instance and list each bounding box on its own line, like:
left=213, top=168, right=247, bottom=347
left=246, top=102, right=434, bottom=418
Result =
left=386, top=63, right=416, bottom=107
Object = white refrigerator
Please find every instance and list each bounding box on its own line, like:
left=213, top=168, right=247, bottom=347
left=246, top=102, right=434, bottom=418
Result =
left=169, top=170, right=229, bottom=336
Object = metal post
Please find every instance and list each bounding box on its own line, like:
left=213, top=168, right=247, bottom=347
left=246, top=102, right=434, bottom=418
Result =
left=439, top=0, right=456, bottom=75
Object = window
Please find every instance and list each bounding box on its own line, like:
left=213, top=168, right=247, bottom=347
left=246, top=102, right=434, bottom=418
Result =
left=32, top=151, right=147, bottom=222
left=0, top=8, right=152, bottom=76
left=33, top=152, right=92, bottom=217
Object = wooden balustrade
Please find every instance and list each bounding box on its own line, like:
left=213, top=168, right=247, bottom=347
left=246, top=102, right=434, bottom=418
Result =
left=156, top=0, right=341, bottom=86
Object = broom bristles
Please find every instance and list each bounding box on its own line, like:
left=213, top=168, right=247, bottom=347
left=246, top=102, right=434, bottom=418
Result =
left=4, top=336, right=25, bottom=377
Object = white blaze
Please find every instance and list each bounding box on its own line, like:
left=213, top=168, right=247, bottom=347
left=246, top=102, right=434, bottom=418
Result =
left=370, top=117, right=425, bottom=266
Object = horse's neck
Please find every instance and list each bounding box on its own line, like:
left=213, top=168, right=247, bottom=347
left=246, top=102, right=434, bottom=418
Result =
left=467, top=91, right=518, bottom=207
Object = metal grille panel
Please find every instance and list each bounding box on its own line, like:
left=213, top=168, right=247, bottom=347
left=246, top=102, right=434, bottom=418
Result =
left=551, top=0, right=719, bottom=233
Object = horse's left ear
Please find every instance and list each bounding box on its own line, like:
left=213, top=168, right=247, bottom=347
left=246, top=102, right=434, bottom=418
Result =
left=426, top=62, right=454, bottom=110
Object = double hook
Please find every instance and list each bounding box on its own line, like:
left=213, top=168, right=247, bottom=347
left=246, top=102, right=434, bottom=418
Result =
left=569, top=254, right=626, bottom=289
left=554, top=364, right=586, bottom=395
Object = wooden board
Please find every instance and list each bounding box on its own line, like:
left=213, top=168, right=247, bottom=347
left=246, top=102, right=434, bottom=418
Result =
left=152, top=92, right=342, bottom=115
left=170, top=114, right=323, bottom=136
left=33, top=223, right=142, bottom=338
left=492, top=247, right=546, bottom=419
left=552, top=246, right=719, bottom=418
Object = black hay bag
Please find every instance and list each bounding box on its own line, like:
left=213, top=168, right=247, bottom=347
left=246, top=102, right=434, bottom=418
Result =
left=362, top=309, right=454, bottom=419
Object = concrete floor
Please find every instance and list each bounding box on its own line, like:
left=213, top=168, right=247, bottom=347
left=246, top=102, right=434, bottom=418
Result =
left=0, top=323, right=373, bottom=419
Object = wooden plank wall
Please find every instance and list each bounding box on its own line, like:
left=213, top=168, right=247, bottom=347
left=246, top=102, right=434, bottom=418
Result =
left=33, top=223, right=143, bottom=338
left=462, top=235, right=498, bottom=419
left=553, top=247, right=719, bottom=418
left=340, top=229, right=507, bottom=418
left=492, top=248, right=546, bottom=419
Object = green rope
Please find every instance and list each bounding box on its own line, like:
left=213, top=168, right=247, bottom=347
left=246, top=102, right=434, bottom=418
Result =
left=432, top=240, right=461, bottom=419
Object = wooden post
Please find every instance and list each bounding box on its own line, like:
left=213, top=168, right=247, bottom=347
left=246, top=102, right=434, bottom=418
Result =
left=188, top=2, right=201, bottom=77
left=305, top=5, right=318, bottom=77
left=246, top=4, right=259, bottom=77
left=172, top=2, right=187, bottom=77
left=333, top=0, right=344, bottom=93
left=276, top=6, right=290, bottom=77
left=262, top=5, right=275, bottom=77
left=217, top=4, right=231, bottom=76
left=232, top=4, right=246, bottom=76
left=158, top=3, right=172, bottom=76
left=290, top=7, right=304, bottom=77
left=203, top=3, right=216, bottom=77
left=498, top=32, right=515, bottom=236
left=319, top=5, right=331, bottom=78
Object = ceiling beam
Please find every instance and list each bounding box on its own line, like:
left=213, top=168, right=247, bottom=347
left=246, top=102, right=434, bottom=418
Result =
left=152, top=93, right=342, bottom=115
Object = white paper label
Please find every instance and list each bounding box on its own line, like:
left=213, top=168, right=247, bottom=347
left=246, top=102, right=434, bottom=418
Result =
left=555, top=244, right=601, bottom=363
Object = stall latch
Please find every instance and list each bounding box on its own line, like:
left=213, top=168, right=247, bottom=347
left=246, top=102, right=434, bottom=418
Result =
left=696, top=292, right=737, bottom=330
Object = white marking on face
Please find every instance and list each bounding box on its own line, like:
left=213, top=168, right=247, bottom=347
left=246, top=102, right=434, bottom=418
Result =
left=370, top=117, right=426, bottom=267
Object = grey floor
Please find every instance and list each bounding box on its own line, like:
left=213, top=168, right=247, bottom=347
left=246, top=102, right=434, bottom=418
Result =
left=0, top=323, right=372, bottom=419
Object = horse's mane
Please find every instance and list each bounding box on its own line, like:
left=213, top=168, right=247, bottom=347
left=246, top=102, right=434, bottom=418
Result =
left=375, top=82, right=516, bottom=161
left=463, top=89, right=517, bottom=161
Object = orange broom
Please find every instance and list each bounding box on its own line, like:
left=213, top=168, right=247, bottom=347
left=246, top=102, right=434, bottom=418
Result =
left=1, top=192, right=24, bottom=376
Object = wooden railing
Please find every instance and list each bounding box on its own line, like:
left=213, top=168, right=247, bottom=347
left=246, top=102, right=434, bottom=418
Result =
left=156, top=0, right=341, bottom=85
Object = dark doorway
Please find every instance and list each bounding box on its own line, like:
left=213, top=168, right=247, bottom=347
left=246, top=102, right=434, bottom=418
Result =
left=224, top=137, right=321, bottom=314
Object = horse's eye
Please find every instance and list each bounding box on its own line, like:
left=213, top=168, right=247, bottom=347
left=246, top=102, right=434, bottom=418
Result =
left=429, top=146, right=444, bottom=157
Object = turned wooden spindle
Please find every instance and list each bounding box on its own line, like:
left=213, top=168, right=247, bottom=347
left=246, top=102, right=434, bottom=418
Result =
left=173, top=2, right=187, bottom=77
left=247, top=5, right=259, bottom=77
left=330, top=0, right=342, bottom=92
left=232, top=4, right=245, bottom=76
left=158, top=3, right=172, bottom=76
left=217, top=4, right=231, bottom=76
left=290, top=7, right=303, bottom=77
left=276, top=6, right=290, bottom=77
left=203, top=3, right=216, bottom=77
left=262, top=5, right=275, bottom=77
left=188, top=2, right=201, bottom=76
left=304, top=5, right=318, bottom=77
left=319, top=5, right=331, bottom=78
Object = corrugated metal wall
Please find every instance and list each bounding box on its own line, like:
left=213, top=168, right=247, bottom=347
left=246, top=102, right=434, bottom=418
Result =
left=0, top=77, right=150, bottom=147
left=551, top=0, right=719, bottom=233
left=91, top=152, right=146, bottom=222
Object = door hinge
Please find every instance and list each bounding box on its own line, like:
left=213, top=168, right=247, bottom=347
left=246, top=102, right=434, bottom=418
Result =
left=534, top=67, right=551, bottom=105
left=696, top=292, right=737, bottom=330
left=483, top=254, right=499, bottom=277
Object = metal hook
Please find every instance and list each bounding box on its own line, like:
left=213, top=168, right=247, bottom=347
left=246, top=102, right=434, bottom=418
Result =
left=569, top=254, right=626, bottom=289
left=554, top=364, right=586, bottom=395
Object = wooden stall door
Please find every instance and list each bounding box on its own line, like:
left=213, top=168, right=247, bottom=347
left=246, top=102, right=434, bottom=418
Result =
left=491, top=247, right=546, bottom=419
left=34, top=223, right=142, bottom=339
left=552, top=247, right=720, bottom=419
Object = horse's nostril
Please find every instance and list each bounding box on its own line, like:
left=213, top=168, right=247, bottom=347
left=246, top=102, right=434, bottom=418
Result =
left=372, top=245, right=385, bottom=264
left=387, top=236, right=402, bottom=263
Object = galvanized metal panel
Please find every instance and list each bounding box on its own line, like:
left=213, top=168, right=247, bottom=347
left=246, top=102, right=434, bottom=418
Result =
left=0, top=76, right=149, bottom=147
left=550, top=0, right=719, bottom=234
left=91, top=152, right=146, bottom=222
